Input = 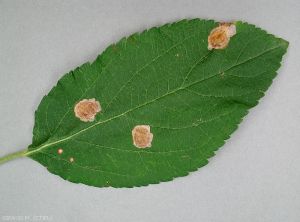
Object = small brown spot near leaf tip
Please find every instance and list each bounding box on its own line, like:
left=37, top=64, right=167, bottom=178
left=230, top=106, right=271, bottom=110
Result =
left=74, top=98, right=101, bottom=122
left=208, top=22, right=236, bottom=50
left=132, top=125, right=153, bottom=148
left=57, top=148, right=63, bottom=154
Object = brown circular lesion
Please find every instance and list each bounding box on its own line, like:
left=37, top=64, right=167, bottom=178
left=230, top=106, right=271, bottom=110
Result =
left=132, top=125, right=153, bottom=148
left=74, top=98, right=101, bottom=122
left=208, top=22, right=236, bottom=50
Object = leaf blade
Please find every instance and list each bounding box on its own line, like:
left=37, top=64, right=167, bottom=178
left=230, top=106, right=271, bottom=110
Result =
left=28, top=19, right=288, bottom=187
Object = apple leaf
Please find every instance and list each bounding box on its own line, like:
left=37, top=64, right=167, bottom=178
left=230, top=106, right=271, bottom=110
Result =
left=0, top=19, right=288, bottom=188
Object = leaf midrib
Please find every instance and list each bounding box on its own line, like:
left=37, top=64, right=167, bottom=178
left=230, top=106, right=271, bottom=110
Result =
left=26, top=44, right=282, bottom=157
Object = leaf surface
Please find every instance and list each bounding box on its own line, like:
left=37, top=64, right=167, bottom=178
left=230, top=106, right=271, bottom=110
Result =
left=27, top=19, right=288, bottom=187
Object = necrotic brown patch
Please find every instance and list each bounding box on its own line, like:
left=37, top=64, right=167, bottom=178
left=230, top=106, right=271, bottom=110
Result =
left=208, top=22, right=236, bottom=50
left=132, top=125, right=153, bottom=148
left=74, top=98, right=101, bottom=122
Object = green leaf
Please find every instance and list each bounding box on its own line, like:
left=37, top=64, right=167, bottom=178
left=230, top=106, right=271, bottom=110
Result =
left=21, top=19, right=289, bottom=187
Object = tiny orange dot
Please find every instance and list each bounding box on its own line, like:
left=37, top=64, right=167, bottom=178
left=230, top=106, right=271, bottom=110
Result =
left=57, top=148, right=63, bottom=154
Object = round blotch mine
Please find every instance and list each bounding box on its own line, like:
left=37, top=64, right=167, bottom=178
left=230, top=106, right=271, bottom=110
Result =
left=69, top=157, right=74, bottom=163
left=132, top=125, right=153, bottom=148
left=208, top=22, right=236, bottom=50
left=74, top=98, right=101, bottom=122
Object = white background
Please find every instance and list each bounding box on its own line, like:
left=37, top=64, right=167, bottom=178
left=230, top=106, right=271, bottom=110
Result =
left=0, top=0, right=299, bottom=221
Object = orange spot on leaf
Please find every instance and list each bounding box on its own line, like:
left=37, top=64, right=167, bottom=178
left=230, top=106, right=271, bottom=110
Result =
left=132, top=125, right=153, bottom=148
left=208, top=22, right=236, bottom=50
left=74, top=98, right=101, bottom=122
